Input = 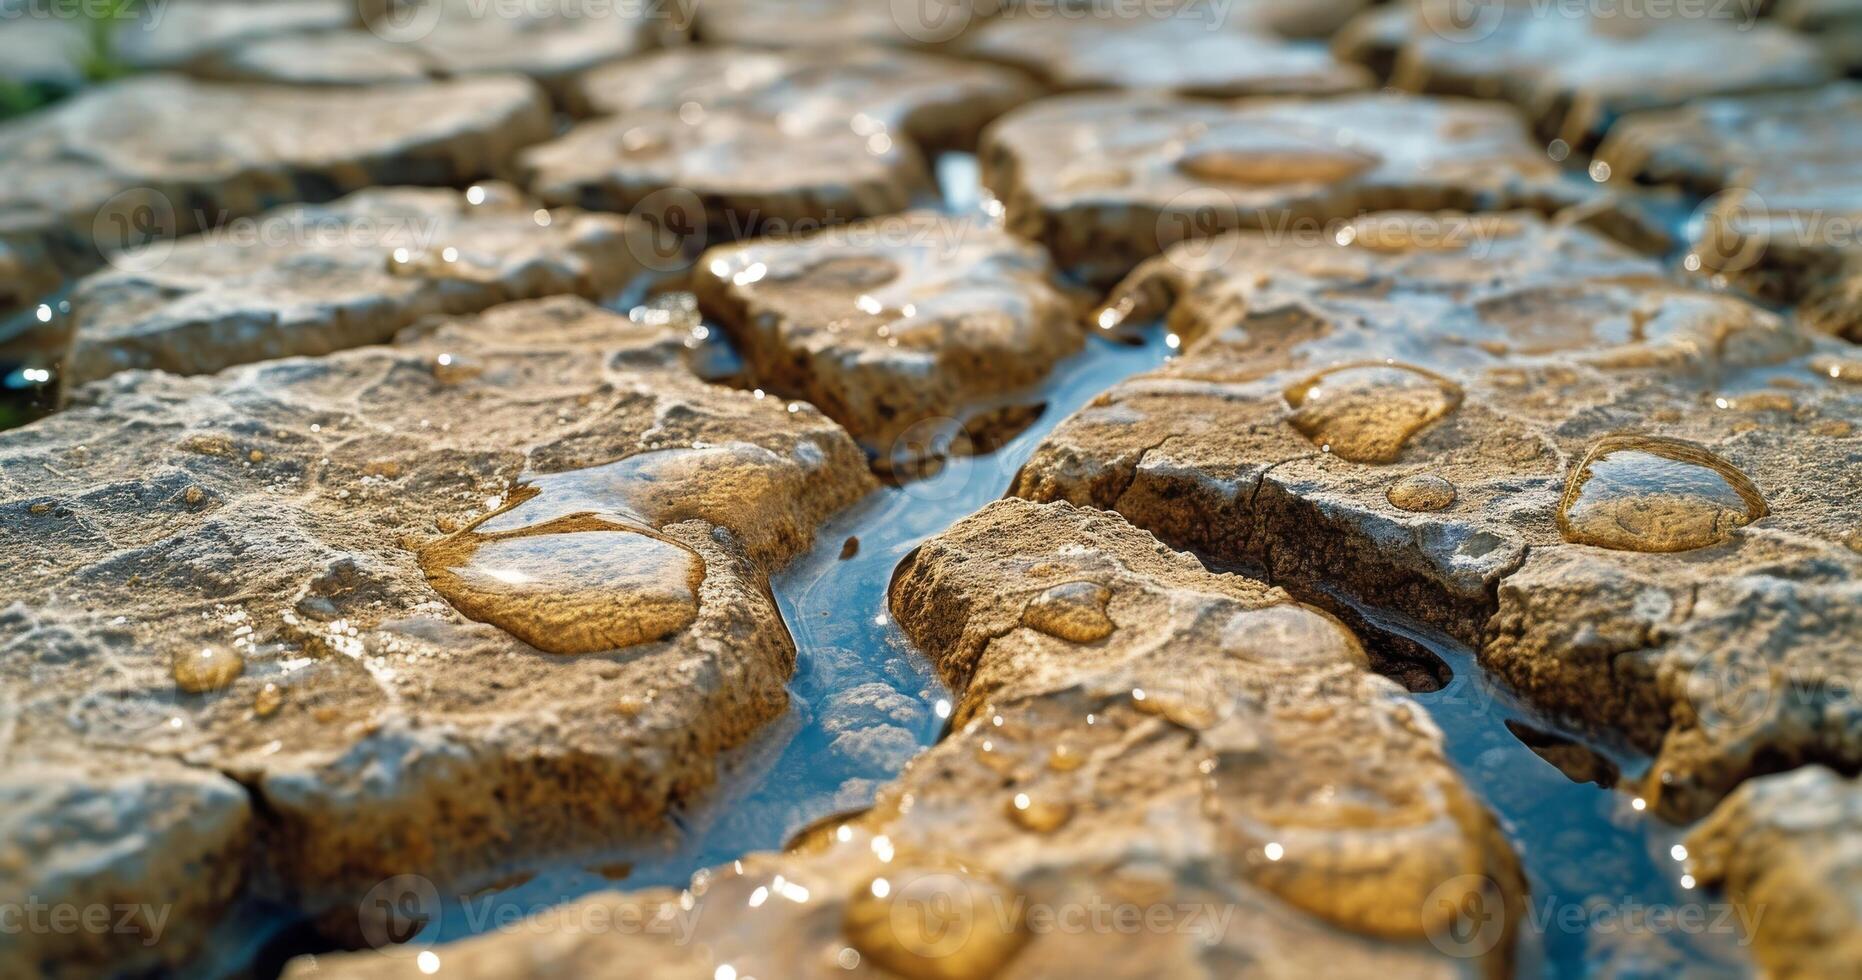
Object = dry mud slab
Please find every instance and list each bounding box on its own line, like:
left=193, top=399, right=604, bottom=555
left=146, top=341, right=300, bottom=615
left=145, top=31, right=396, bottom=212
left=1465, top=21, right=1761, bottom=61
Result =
left=0, top=73, right=552, bottom=295
left=0, top=297, right=875, bottom=974
left=957, top=12, right=1373, bottom=97
left=1334, top=0, right=1833, bottom=149
left=1597, top=82, right=1862, bottom=343
left=523, top=47, right=1033, bottom=248
left=300, top=498, right=1525, bottom=979
left=693, top=210, right=1082, bottom=465
left=189, top=0, right=669, bottom=105
left=1013, top=211, right=1862, bottom=823
left=1686, top=766, right=1862, bottom=977
left=62, top=183, right=651, bottom=384
left=978, top=91, right=1646, bottom=289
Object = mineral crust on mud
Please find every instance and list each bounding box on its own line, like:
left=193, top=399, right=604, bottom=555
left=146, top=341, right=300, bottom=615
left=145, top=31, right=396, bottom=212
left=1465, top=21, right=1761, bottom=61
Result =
left=0, top=297, right=874, bottom=973
left=958, top=14, right=1372, bottom=97
left=693, top=210, right=1083, bottom=464
left=1013, top=211, right=1862, bottom=821
left=296, top=498, right=1525, bottom=979
left=1597, top=83, right=1862, bottom=343
left=1687, top=766, right=1862, bottom=978
left=979, top=91, right=1636, bottom=288
left=1339, top=0, right=1833, bottom=148
left=0, top=74, right=552, bottom=285
left=63, top=184, right=652, bottom=384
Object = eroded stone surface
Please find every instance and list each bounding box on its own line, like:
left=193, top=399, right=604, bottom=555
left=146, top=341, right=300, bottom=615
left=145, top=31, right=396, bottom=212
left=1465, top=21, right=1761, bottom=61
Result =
left=979, top=91, right=1622, bottom=287
left=64, top=184, right=650, bottom=383
left=959, top=14, right=1371, bottom=97
left=296, top=498, right=1524, bottom=979
left=0, top=297, right=875, bottom=964
left=693, top=210, right=1082, bottom=463
left=1597, top=83, right=1862, bottom=342
left=0, top=74, right=552, bottom=282
left=1014, top=211, right=1862, bottom=821
left=1687, top=766, right=1862, bottom=978
left=1346, top=0, right=1831, bottom=148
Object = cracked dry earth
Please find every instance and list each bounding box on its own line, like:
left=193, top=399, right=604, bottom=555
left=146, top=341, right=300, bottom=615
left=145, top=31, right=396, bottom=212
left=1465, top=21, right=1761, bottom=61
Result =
left=3, top=3, right=1862, bottom=980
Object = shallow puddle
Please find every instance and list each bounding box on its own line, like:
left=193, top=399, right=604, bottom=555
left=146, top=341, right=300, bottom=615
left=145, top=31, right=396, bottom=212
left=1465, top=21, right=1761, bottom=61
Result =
left=1345, top=599, right=1752, bottom=978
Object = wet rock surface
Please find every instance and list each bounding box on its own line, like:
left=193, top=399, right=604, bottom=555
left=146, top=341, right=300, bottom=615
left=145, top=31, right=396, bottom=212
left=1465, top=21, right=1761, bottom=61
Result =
left=300, top=497, right=1525, bottom=979
left=0, top=297, right=874, bottom=966
left=1344, top=0, right=1832, bottom=148
left=1597, top=82, right=1862, bottom=342
left=0, top=73, right=552, bottom=286
left=958, top=14, right=1372, bottom=97
left=979, top=91, right=1611, bottom=287
left=693, top=210, right=1082, bottom=462
left=64, top=183, right=651, bottom=384
left=1687, top=766, right=1862, bottom=978
left=1013, top=211, right=1862, bottom=822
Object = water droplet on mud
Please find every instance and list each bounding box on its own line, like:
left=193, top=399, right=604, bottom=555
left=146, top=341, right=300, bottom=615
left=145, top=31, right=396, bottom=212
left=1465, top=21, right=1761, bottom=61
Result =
left=1007, top=792, right=1074, bottom=833
left=844, top=867, right=1027, bottom=980
left=1177, top=143, right=1379, bottom=186
left=1386, top=474, right=1458, bottom=512
left=1220, top=604, right=1370, bottom=670
left=476, top=444, right=792, bottom=543
left=254, top=682, right=283, bottom=718
left=421, top=518, right=704, bottom=654
left=173, top=646, right=243, bottom=693
left=1046, top=745, right=1083, bottom=772
left=1283, top=363, right=1463, bottom=463
left=1557, top=436, right=1767, bottom=553
left=1019, top=581, right=1114, bottom=643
